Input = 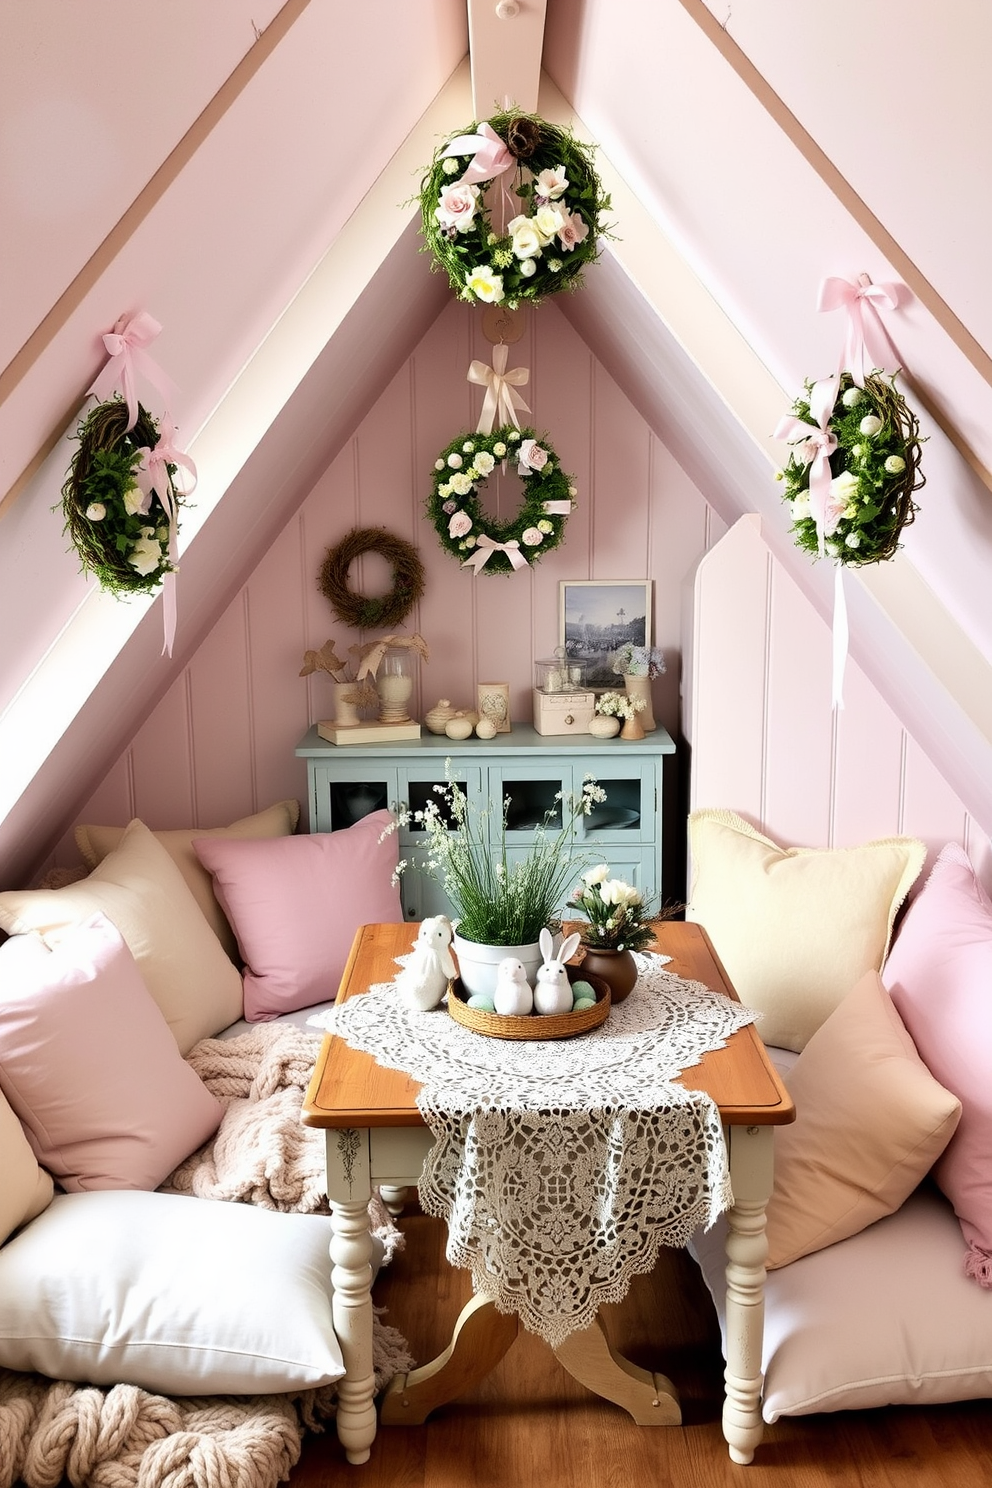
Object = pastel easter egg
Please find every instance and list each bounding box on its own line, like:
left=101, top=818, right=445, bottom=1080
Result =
left=571, top=980, right=595, bottom=1003
left=572, top=997, right=596, bottom=1011
left=466, top=993, right=496, bottom=1011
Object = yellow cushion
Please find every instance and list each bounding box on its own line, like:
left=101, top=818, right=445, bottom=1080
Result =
left=686, top=809, right=925, bottom=1050
left=765, top=971, right=961, bottom=1268
left=0, top=1081, right=53, bottom=1244
left=75, top=801, right=299, bottom=963
left=0, top=821, right=244, bottom=1054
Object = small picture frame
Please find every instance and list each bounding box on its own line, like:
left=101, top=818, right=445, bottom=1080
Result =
left=559, top=580, right=652, bottom=687
left=477, top=681, right=511, bottom=733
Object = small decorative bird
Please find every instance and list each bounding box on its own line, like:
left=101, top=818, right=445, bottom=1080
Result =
left=493, top=957, right=534, bottom=1016
left=395, top=916, right=456, bottom=1011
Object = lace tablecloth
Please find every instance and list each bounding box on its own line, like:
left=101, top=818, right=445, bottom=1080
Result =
left=309, top=953, right=758, bottom=1347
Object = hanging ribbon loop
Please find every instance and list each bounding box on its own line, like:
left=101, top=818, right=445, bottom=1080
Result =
left=87, top=311, right=179, bottom=431
left=133, top=413, right=196, bottom=658
left=442, top=122, right=515, bottom=187
left=817, top=275, right=901, bottom=387
left=462, top=534, right=528, bottom=574
left=466, top=345, right=531, bottom=434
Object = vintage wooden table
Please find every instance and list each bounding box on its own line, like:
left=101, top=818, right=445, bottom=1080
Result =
left=302, top=920, right=794, bottom=1466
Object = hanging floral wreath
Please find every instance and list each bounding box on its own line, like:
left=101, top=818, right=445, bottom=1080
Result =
left=427, top=425, right=575, bottom=574
left=777, top=371, right=925, bottom=566
left=61, top=398, right=187, bottom=596
left=418, top=109, right=611, bottom=308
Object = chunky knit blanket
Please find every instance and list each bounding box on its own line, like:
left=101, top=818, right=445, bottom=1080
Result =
left=0, top=1024, right=413, bottom=1488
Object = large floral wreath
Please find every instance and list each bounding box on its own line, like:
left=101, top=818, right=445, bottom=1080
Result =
left=419, top=109, right=610, bottom=308
left=777, top=371, right=925, bottom=566
left=61, top=398, right=187, bottom=596
left=427, top=426, right=575, bottom=574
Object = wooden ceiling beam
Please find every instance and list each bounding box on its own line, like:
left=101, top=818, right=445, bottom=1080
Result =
left=467, top=0, right=548, bottom=117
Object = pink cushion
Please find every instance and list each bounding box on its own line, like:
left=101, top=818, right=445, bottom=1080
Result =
left=0, top=916, right=223, bottom=1191
left=193, top=812, right=402, bottom=1021
left=883, top=843, right=992, bottom=1284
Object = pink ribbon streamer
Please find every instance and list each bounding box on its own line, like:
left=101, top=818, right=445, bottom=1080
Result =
left=135, top=414, right=197, bottom=657
left=443, top=122, right=515, bottom=187
left=462, top=534, right=528, bottom=574
left=87, top=311, right=179, bottom=431
left=817, top=275, right=901, bottom=388
left=467, top=346, right=531, bottom=433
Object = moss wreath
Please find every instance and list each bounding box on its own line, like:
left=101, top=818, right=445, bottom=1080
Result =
left=427, top=425, right=575, bottom=574
left=318, top=527, right=426, bottom=630
left=419, top=108, right=611, bottom=308
left=778, top=371, right=925, bottom=566
left=61, top=398, right=182, bottom=596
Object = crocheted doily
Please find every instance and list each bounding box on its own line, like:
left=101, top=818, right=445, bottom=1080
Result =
left=311, top=953, right=758, bottom=1347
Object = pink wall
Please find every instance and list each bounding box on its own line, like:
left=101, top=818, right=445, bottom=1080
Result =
left=55, top=299, right=718, bottom=861
left=687, top=517, right=991, bottom=889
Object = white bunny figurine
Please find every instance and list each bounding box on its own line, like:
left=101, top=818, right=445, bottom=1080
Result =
left=493, top=957, right=534, bottom=1016
left=395, top=915, right=456, bottom=1011
left=534, top=928, right=582, bottom=1015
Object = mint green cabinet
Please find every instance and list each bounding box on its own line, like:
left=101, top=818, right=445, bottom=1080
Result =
left=296, top=724, right=675, bottom=922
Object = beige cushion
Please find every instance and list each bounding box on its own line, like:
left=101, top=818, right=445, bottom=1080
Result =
left=765, top=971, right=961, bottom=1268
left=75, top=801, right=300, bottom=963
left=0, top=821, right=243, bottom=1054
left=0, top=1084, right=54, bottom=1245
left=686, top=809, right=926, bottom=1050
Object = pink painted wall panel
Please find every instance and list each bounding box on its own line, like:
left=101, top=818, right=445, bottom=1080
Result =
left=185, top=601, right=254, bottom=827
left=129, top=678, right=194, bottom=828
left=244, top=520, right=313, bottom=814
left=689, top=517, right=986, bottom=886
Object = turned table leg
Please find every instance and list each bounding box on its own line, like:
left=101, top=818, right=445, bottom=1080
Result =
left=722, top=1124, right=774, bottom=1465
left=325, top=1129, right=377, bottom=1465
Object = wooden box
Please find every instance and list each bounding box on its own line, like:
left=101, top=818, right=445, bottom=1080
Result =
left=531, top=688, right=597, bottom=736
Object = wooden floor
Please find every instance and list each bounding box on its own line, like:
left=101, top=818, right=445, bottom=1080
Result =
left=291, top=1209, right=992, bottom=1488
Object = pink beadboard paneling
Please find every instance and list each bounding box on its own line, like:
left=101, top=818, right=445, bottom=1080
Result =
left=244, top=519, right=312, bottom=812
left=902, top=737, right=970, bottom=873
left=762, top=560, right=834, bottom=847
left=129, top=678, right=195, bottom=828
left=831, top=661, right=906, bottom=847
left=688, top=517, right=771, bottom=819
left=186, top=602, right=254, bottom=826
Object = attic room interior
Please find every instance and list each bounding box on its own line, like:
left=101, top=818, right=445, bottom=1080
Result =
left=2, top=2, right=992, bottom=1485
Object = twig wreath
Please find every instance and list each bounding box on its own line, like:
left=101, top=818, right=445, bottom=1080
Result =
left=427, top=425, right=575, bottom=574
left=61, top=398, right=185, bottom=596
left=419, top=109, right=611, bottom=308
left=318, top=527, right=425, bottom=630
left=777, top=371, right=925, bottom=566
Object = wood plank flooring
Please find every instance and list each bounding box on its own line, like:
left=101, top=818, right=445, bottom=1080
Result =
left=291, top=1210, right=992, bottom=1488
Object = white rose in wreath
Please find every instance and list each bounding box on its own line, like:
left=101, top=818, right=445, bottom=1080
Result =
left=435, top=182, right=480, bottom=233
left=536, top=165, right=569, bottom=200
left=533, top=204, right=565, bottom=245
left=128, top=528, right=164, bottom=576
left=473, top=451, right=496, bottom=476
left=508, top=215, right=543, bottom=261
left=449, top=472, right=473, bottom=496
left=464, top=265, right=504, bottom=303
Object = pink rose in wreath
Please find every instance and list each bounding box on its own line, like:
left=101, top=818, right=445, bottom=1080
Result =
left=435, top=182, right=480, bottom=233
left=521, top=527, right=544, bottom=546
left=448, top=510, right=473, bottom=539
left=557, top=210, right=590, bottom=252
left=518, top=438, right=548, bottom=474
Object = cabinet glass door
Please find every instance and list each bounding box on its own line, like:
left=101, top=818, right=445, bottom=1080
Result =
left=581, top=762, right=656, bottom=845
left=489, top=764, right=569, bottom=843
left=311, top=766, right=397, bottom=833
left=396, top=767, right=482, bottom=846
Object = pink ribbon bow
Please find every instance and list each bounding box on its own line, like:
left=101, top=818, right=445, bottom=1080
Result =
left=134, top=414, right=197, bottom=657
left=466, top=345, right=531, bottom=433
left=817, top=275, right=901, bottom=388
left=442, top=122, right=515, bottom=187
left=462, top=534, right=528, bottom=574
left=774, top=376, right=838, bottom=557
left=87, top=311, right=179, bottom=431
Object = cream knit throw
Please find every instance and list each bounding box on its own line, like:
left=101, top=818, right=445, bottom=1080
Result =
left=0, top=1024, right=414, bottom=1488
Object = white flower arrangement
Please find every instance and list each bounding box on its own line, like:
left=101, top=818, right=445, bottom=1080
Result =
left=595, top=691, right=645, bottom=722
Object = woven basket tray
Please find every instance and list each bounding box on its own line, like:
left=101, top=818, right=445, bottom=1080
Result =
left=447, top=965, right=611, bottom=1041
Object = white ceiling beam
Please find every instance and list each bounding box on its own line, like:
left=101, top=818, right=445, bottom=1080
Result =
left=467, top=0, right=548, bottom=117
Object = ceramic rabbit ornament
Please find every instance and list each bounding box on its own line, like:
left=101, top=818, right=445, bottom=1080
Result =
left=533, top=928, right=582, bottom=1015
left=493, top=957, right=534, bottom=1016
left=395, top=915, right=456, bottom=1011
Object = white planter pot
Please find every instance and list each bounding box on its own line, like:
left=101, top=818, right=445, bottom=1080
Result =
left=452, top=933, right=544, bottom=998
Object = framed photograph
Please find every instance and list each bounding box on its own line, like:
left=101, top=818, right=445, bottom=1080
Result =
left=559, top=580, right=652, bottom=687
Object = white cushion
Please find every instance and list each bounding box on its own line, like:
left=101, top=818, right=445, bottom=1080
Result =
left=0, top=1191, right=345, bottom=1395
left=690, top=1184, right=992, bottom=1418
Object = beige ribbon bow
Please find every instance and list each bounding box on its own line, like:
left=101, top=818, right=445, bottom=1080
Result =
left=466, top=345, right=531, bottom=434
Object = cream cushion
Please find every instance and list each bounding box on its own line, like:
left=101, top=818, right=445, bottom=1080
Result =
left=0, top=1083, right=53, bottom=1245
left=765, top=971, right=961, bottom=1268
left=75, top=800, right=300, bottom=962
left=686, top=809, right=926, bottom=1050
left=0, top=820, right=243, bottom=1054
left=0, top=1191, right=345, bottom=1394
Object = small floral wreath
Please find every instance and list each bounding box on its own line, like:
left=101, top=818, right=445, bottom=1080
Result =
left=419, top=109, right=611, bottom=308
left=778, top=372, right=925, bottom=566
left=318, top=526, right=425, bottom=630
left=61, top=398, right=183, bottom=596
left=426, top=426, right=575, bottom=574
